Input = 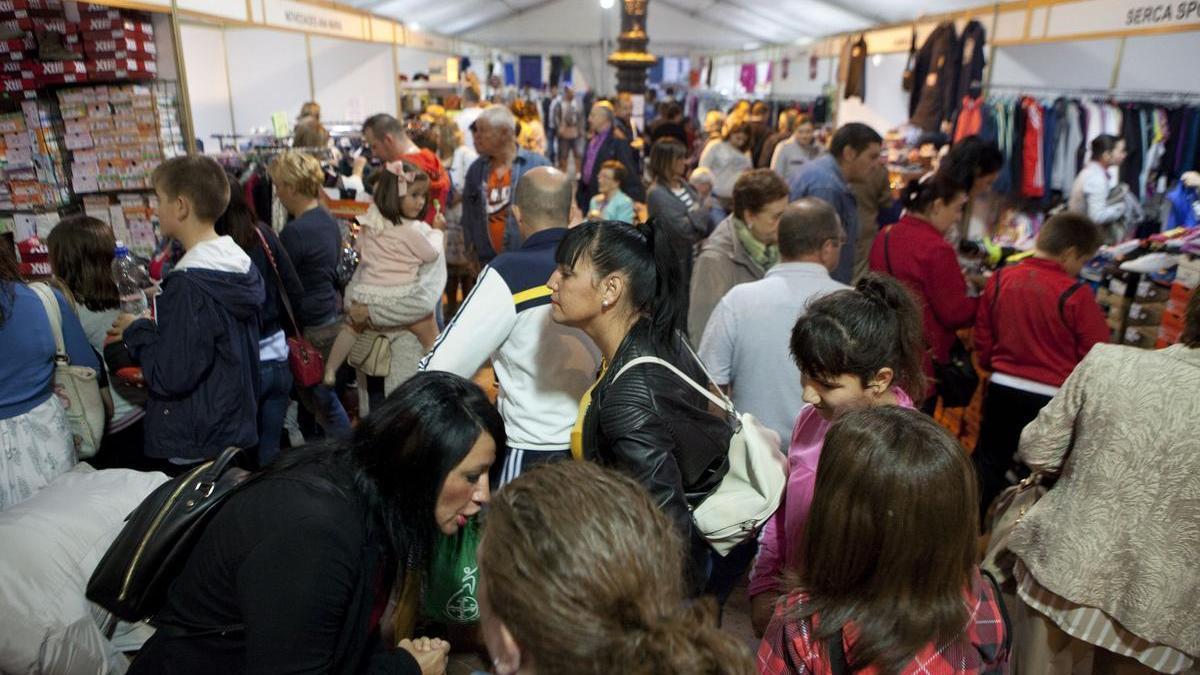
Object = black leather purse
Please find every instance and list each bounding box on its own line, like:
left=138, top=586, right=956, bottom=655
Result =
left=87, top=447, right=255, bottom=622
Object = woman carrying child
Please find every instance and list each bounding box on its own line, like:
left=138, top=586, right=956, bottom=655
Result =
left=333, top=161, right=445, bottom=412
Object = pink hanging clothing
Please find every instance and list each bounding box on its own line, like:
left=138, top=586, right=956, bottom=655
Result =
left=747, top=388, right=915, bottom=599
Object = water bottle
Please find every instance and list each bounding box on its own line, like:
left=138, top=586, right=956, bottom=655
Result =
left=111, top=240, right=150, bottom=317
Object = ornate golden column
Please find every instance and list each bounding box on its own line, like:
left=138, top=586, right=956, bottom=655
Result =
left=607, top=0, right=655, bottom=94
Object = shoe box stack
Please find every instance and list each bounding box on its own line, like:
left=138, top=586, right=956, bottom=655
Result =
left=1157, top=257, right=1199, bottom=348
left=0, top=98, right=70, bottom=211
left=153, top=80, right=183, bottom=159
left=82, top=191, right=158, bottom=256
left=0, top=2, right=156, bottom=95
left=79, top=3, right=156, bottom=82
left=0, top=0, right=87, bottom=95
left=58, top=83, right=161, bottom=194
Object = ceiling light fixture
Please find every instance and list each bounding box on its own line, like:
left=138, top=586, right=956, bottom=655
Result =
left=409, top=21, right=421, bottom=31
left=599, top=0, right=614, bottom=9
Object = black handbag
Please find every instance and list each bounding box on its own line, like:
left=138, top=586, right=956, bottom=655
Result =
left=933, top=338, right=980, bottom=408
left=87, top=447, right=255, bottom=622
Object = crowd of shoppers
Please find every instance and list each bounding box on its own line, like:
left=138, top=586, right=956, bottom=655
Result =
left=4, top=88, right=1197, bottom=675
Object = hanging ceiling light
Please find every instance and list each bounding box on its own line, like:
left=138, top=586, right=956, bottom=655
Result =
left=599, top=0, right=615, bottom=9
left=410, top=21, right=421, bottom=31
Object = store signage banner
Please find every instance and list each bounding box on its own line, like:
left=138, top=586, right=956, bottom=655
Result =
left=263, top=0, right=366, bottom=40
left=1046, top=0, right=1200, bottom=37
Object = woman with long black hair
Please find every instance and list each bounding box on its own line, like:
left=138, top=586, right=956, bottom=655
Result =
left=127, top=371, right=503, bottom=675
left=547, top=219, right=732, bottom=596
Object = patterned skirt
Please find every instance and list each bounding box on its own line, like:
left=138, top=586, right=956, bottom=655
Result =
left=0, top=395, right=75, bottom=510
left=1015, top=560, right=1195, bottom=673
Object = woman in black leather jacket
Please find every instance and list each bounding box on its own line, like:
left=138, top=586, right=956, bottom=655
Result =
left=548, top=219, right=732, bottom=594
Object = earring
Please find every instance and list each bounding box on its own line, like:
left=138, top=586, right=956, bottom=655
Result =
left=601, top=300, right=609, bottom=309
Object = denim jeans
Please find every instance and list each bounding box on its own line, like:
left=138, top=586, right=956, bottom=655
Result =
left=256, top=358, right=293, bottom=467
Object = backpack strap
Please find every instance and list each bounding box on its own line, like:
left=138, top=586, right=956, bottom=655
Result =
left=980, top=569, right=1014, bottom=655
left=611, top=356, right=735, bottom=416
left=1058, top=281, right=1085, bottom=325
left=989, top=266, right=1004, bottom=343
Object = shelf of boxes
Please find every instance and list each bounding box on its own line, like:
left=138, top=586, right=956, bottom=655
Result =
left=1156, top=258, right=1198, bottom=348
left=81, top=191, right=158, bottom=257
left=58, top=84, right=162, bottom=194
left=0, top=98, right=70, bottom=211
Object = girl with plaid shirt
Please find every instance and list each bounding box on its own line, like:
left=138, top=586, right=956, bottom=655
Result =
left=757, top=407, right=1010, bottom=675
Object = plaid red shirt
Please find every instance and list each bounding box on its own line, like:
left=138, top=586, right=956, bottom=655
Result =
left=757, top=571, right=1009, bottom=675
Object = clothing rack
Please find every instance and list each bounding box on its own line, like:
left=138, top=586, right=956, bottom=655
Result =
left=986, top=84, right=1200, bottom=105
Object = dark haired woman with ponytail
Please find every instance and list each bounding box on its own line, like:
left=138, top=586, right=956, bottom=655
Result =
left=869, top=172, right=978, bottom=411
left=548, top=219, right=733, bottom=596
left=749, top=274, right=927, bottom=636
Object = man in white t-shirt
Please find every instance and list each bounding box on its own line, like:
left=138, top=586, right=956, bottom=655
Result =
left=456, top=85, right=485, bottom=151
left=698, top=198, right=849, bottom=443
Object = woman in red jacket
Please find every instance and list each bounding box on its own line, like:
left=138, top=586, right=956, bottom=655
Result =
left=869, top=172, right=977, bottom=412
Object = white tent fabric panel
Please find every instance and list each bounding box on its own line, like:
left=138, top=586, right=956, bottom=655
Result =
left=225, top=28, right=312, bottom=135
left=1117, top=33, right=1200, bottom=93
left=837, top=51, right=909, bottom=132
left=343, top=0, right=999, bottom=49
left=990, top=39, right=1123, bottom=91
left=310, top=37, right=395, bottom=123
left=179, top=23, right=233, bottom=152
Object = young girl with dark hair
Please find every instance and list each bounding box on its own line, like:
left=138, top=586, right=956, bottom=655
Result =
left=128, top=371, right=502, bottom=675
left=46, top=216, right=149, bottom=470
left=548, top=219, right=732, bottom=595
left=336, top=161, right=443, bottom=409
left=869, top=172, right=978, bottom=411
left=215, top=173, right=306, bottom=466
left=758, top=406, right=1009, bottom=675
left=749, top=274, right=926, bottom=635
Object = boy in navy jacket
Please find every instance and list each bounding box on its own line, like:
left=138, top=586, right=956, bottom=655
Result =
left=110, top=156, right=264, bottom=464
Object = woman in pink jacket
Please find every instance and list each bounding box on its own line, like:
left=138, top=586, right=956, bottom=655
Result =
left=749, top=274, right=928, bottom=636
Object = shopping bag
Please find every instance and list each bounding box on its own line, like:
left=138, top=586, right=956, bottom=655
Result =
left=422, top=516, right=481, bottom=624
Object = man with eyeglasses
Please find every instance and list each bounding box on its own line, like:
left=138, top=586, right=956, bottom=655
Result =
left=697, top=198, right=849, bottom=444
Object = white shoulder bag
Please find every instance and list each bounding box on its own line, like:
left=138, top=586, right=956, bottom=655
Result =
left=611, top=346, right=787, bottom=556
left=30, top=283, right=105, bottom=459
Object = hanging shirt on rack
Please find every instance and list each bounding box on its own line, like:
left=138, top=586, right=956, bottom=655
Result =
left=954, top=96, right=984, bottom=141
left=1019, top=97, right=1045, bottom=199
left=1051, top=100, right=1083, bottom=195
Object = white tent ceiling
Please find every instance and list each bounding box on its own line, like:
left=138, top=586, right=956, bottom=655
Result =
left=346, top=0, right=986, bottom=51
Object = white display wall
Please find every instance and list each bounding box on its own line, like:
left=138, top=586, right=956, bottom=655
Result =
left=179, top=22, right=459, bottom=152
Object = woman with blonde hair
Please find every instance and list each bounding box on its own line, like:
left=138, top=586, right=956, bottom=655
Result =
left=478, top=461, right=754, bottom=675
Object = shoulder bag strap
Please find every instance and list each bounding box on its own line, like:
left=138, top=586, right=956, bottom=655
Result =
left=883, top=225, right=894, bottom=275
left=611, top=356, right=735, bottom=416
left=252, top=227, right=301, bottom=336
left=828, top=625, right=850, bottom=675
left=30, top=283, right=68, bottom=361
left=989, top=266, right=1004, bottom=342
left=1058, top=281, right=1085, bottom=325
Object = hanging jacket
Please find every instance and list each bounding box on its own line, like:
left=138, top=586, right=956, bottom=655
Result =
left=909, top=22, right=960, bottom=132
left=844, top=35, right=867, bottom=100
left=955, top=20, right=987, bottom=105
left=124, top=236, right=264, bottom=461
